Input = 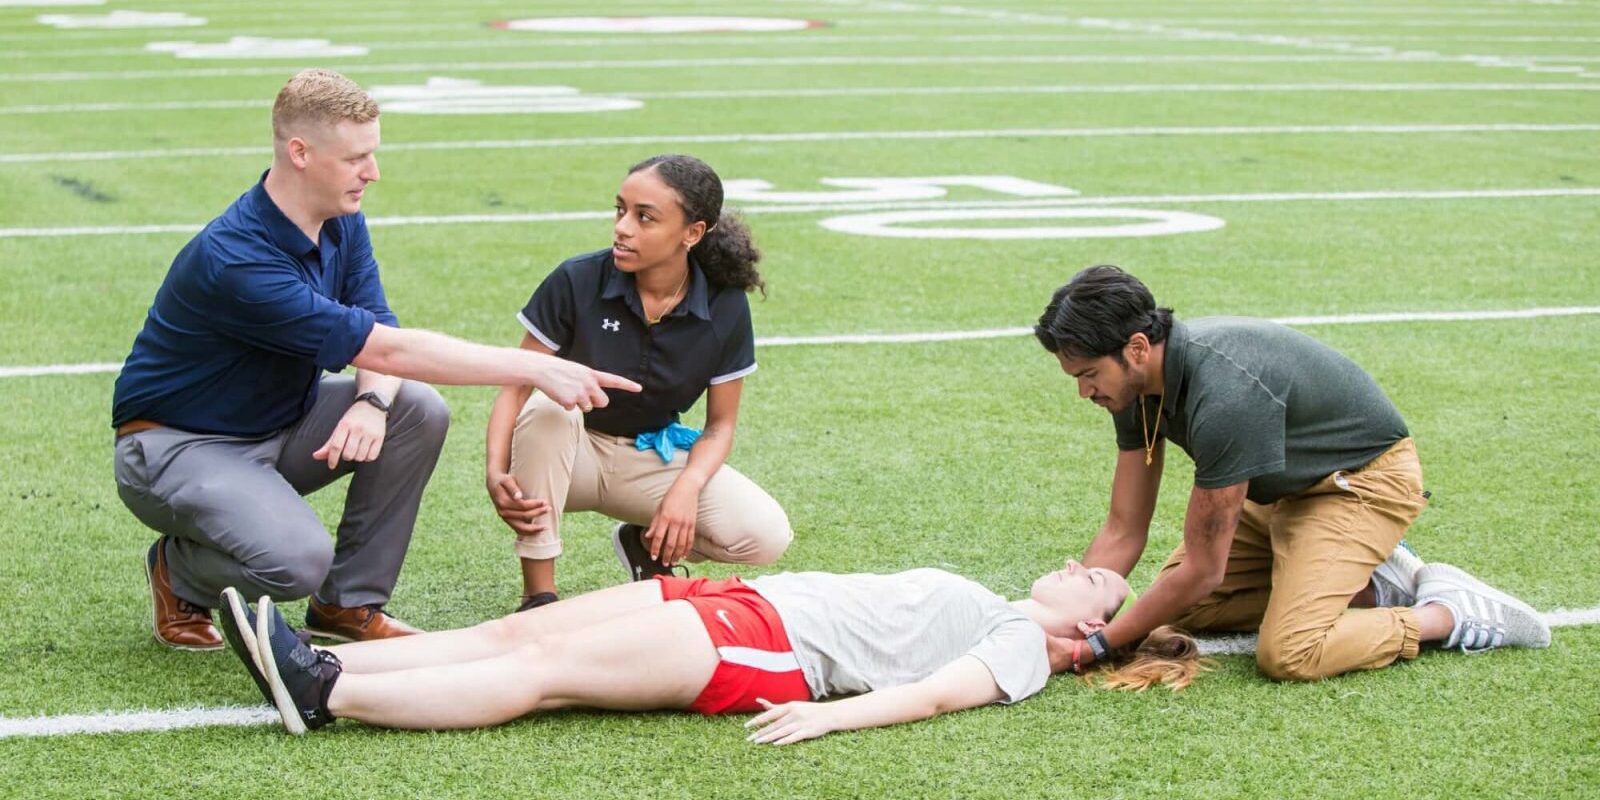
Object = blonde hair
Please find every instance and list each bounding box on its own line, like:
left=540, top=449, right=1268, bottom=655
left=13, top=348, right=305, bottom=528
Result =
left=1084, top=625, right=1215, bottom=691
left=271, top=69, right=378, bottom=143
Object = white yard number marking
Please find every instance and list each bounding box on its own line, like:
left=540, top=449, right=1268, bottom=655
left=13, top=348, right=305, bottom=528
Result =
left=492, top=16, right=824, bottom=34
left=368, top=78, right=641, bottom=114
left=37, top=10, right=204, bottom=27
left=724, top=176, right=1077, bottom=205
left=145, top=36, right=368, bottom=59
left=729, top=175, right=1225, bottom=240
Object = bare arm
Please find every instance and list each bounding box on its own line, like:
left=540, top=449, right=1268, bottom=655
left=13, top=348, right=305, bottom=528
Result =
left=353, top=323, right=639, bottom=409
left=745, top=656, right=1006, bottom=745
left=483, top=334, right=555, bottom=536
left=1080, top=444, right=1165, bottom=576
left=1094, top=480, right=1247, bottom=654
left=649, top=379, right=743, bottom=564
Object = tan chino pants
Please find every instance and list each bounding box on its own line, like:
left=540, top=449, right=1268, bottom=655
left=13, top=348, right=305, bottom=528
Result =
left=1157, top=437, right=1428, bottom=681
left=509, top=393, right=792, bottom=565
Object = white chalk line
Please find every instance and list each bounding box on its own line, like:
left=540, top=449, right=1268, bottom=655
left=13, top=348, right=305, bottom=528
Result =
left=7, top=186, right=1600, bottom=240
left=7, top=122, right=1600, bottom=165
left=9, top=186, right=1600, bottom=240
left=7, top=81, right=1600, bottom=115
left=2, top=603, right=1596, bottom=737
left=818, top=1, right=1600, bottom=78
left=0, top=53, right=1465, bottom=83
left=5, top=306, right=1598, bottom=380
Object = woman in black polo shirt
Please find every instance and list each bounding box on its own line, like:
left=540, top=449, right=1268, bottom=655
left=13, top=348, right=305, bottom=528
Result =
left=485, top=154, right=791, bottom=611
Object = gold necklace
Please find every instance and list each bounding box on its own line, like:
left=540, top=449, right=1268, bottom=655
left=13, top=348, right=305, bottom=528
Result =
left=644, top=270, right=689, bottom=325
left=1139, top=393, right=1164, bottom=467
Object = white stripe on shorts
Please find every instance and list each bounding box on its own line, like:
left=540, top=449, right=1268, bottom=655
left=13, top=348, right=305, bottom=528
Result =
left=717, top=646, right=801, bottom=673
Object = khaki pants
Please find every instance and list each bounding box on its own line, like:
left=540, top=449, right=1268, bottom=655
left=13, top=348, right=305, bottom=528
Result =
left=1157, top=438, right=1428, bottom=681
left=509, top=393, right=792, bottom=564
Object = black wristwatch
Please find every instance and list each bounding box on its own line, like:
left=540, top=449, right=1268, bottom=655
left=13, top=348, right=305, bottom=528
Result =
left=1086, top=631, right=1111, bottom=661
left=354, top=391, right=391, bottom=415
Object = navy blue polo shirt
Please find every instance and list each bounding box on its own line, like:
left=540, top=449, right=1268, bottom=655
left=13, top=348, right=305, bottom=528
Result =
left=518, top=249, right=757, bottom=438
left=112, top=173, right=398, bottom=436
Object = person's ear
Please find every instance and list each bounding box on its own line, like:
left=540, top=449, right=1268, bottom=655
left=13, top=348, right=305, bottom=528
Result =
left=286, top=136, right=310, bottom=169
left=1125, top=332, right=1150, bottom=366
left=681, top=220, right=707, bottom=250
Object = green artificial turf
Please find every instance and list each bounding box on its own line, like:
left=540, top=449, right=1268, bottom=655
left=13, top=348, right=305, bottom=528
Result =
left=1, top=0, right=1597, bottom=796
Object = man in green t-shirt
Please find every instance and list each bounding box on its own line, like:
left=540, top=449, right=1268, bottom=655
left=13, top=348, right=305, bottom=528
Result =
left=1036, top=266, right=1549, bottom=681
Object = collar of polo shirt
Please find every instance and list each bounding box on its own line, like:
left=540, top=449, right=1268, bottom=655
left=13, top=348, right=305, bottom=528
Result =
left=600, top=254, right=714, bottom=323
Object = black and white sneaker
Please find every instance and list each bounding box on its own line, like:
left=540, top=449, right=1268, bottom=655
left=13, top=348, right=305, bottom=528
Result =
left=255, top=596, right=344, bottom=735
left=611, top=522, right=677, bottom=582
left=217, top=587, right=270, bottom=704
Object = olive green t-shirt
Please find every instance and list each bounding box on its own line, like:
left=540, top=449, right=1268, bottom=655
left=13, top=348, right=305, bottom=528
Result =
left=1113, top=318, right=1408, bottom=504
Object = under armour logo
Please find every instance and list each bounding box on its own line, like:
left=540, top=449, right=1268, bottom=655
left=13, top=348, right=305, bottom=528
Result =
left=601, top=318, right=621, bottom=332
left=715, top=608, right=736, bottom=632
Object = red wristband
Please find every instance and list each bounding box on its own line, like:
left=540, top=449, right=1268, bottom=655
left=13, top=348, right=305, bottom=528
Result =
left=1071, top=638, right=1086, bottom=674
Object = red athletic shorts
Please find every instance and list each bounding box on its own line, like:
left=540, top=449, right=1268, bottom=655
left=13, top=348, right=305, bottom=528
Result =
left=655, top=575, right=811, bottom=715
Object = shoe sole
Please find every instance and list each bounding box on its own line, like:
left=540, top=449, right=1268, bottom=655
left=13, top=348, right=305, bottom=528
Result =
left=145, top=543, right=223, bottom=652
left=1420, top=564, right=1551, bottom=648
left=219, top=587, right=271, bottom=701
left=300, top=627, right=356, bottom=644
left=610, top=523, right=638, bottom=582
left=255, top=596, right=309, bottom=735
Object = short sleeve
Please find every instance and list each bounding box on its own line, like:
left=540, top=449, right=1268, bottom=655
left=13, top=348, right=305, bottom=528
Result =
left=1188, top=389, right=1286, bottom=489
left=1112, top=403, right=1146, bottom=451
left=209, top=256, right=375, bottom=372
left=338, top=215, right=399, bottom=328
left=965, top=618, right=1049, bottom=705
left=709, top=291, right=757, bottom=385
left=519, top=267, right=575, bottom=353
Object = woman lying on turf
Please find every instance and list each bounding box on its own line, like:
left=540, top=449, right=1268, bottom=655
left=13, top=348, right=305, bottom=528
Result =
left=219, top=560, right=1203, bottom=740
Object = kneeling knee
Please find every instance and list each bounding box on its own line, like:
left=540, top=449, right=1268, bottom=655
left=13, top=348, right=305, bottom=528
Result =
left=1256, top=639, right=1325, bottom=683
left=253, top=539, right=334, bottom=599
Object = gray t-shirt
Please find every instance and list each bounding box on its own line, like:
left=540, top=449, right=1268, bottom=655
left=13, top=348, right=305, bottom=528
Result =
left=1113, top=317, right=1408, bottom=504
left=745, top=569, right=1050, bottom=704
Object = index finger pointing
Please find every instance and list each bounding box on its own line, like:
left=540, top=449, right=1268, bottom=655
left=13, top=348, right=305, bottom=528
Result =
left=593, top=370, right=642, bottom=393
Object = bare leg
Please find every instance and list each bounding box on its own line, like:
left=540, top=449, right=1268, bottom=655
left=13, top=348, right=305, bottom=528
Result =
left=327, top=600, right=717, bottom=729
left=328, top=581, right=663, bottom=673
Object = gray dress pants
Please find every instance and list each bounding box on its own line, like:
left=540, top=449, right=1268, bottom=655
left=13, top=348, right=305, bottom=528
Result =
left=113, top=376, right=449, bottom=609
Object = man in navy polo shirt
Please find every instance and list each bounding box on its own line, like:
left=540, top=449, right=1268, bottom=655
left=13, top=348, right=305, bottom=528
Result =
left=112, top=69, right=637, bottom=650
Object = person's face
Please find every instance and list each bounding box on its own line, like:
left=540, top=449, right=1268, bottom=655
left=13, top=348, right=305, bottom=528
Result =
left=1029, top=558, right=1130, bottom=636
left=612, top=168, right=705, bottom=273
left=300, top=119, right=380, bottom=218
left=1055, top=335, right=1150, bottom=414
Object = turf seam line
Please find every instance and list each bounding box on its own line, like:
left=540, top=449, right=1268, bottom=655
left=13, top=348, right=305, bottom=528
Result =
left=3, top=307, right=1597, bottom=380
left=6, top=123, right=1598, bottom=164
left=6, top=187, right=1598, bottom=239
left=8, top=83, right=1600, bottom=116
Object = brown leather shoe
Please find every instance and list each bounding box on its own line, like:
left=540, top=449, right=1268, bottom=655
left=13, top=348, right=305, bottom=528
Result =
left=144, top=537, right=223, bottom=651
left=304, top=598, right=422, bottom=642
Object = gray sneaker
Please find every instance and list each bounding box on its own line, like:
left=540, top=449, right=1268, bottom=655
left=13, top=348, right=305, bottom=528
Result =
left=1369, top=540, right=1425, bottom=608
left=1416, top=564, right=1551, bottom=652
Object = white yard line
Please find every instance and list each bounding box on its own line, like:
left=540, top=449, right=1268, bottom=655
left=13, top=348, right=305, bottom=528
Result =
left=7, top=82, right=1600, bottom=115
left=0, top=53, right=1442, bottom=83
left=2, top=603, right=1595, bottom=737
left=818, top=1, right=1600, bottom=77
left=5, top=122, right=1599, bottom=165
left=5, top=306, right=1597, bottom=379
left=6, top=186, right=1599, bottom=239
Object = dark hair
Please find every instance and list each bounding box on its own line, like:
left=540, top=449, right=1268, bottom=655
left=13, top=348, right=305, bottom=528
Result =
left=628, top=154, right=765, bottom=295
left=1034, top=265, right=1173, bottom=362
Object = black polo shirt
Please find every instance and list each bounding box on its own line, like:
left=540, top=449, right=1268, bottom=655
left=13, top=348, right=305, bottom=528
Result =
left=518, top=249, right=757, bottom=438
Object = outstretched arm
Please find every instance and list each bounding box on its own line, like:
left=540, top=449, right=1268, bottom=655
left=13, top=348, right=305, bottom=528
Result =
left=1081, top=444, right=1165, bottom=575
left=744, top=656, right=1005, bottom=745
left=353, top=323, right=639, bottom=410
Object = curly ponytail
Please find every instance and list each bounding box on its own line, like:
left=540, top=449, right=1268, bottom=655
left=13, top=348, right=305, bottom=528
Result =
left=628, top=154, right=765, bottom=295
